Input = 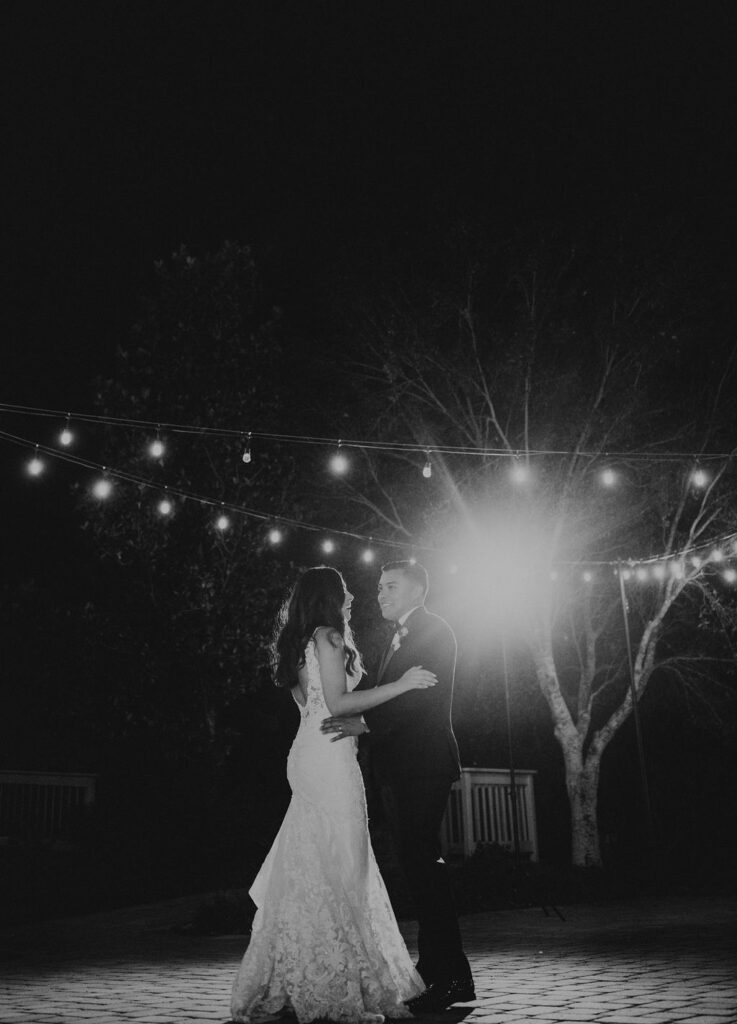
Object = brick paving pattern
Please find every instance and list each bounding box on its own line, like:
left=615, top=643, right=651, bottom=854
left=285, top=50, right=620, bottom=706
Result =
left=1, top=895, right=735, bottom=1023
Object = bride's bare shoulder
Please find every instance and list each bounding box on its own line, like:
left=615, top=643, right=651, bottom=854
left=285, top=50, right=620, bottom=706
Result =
left=313, top=625, right=344, bottom=649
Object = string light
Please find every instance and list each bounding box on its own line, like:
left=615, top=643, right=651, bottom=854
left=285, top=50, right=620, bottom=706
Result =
left=268, top=527, right=283, bottom=545
left=27, top=445, right=44, bottom=476
left=691, top=468, right=708, bottom=488
left=7, top=423, right=737, bottom=582
left=242, top=432, right=252, bottom=464
left=321, top=538, right=336, bottom=554
left=600, top=468, right=617, bottom=487
left=582, top=570, right=593, bottom=582
left=724, top=568, right=736, bottom=584
left=422, top=453, right=432, bottom=479
left=92, top=477, right=112, bottom=499
left=149, top=435, right=165, bottom=459
left=59, top=416, right=73, bottom=447
left=511, top=461, right=529, bottom=484
left=329, top=444, right=350, bottom=475
left=215, top=513, right=230, bottom=531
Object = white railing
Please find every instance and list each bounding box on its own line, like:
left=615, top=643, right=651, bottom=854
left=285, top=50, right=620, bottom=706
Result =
left=441, top=767, right=539, bottom=860
left=0, top=770, right=97, bottom=841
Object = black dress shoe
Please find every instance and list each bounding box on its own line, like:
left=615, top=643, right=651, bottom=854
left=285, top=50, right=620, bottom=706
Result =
left=406, top=978, right=476, bottom=1013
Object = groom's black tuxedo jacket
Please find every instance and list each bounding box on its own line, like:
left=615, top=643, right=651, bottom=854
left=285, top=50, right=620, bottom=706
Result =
left=357, top=606, right=461, bottom=784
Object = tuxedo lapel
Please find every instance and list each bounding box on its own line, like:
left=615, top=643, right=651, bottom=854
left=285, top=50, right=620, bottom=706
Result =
left=377, top=635, right=395, bottom=681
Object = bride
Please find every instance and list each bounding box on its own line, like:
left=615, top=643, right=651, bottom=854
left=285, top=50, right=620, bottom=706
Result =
left=230, top=566, right=434, bottom=1023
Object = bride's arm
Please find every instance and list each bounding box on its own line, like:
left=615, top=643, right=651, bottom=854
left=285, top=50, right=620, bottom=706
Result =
left=314, top=628, right=435, bottom=717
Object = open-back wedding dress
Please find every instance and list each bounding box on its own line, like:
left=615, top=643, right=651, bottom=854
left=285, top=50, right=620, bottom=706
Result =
left=230, top=635, right=423, bottom=1023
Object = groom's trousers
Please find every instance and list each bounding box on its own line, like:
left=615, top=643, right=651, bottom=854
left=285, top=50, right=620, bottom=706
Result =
left=378, top=772, right=472, bottom=987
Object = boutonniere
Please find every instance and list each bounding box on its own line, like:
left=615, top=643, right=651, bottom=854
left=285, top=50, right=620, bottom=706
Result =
left=391, top=625, right=409, bottom=651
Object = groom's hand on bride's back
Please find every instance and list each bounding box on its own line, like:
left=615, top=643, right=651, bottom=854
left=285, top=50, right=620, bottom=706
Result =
left=320, top=715, right=369, bottom=741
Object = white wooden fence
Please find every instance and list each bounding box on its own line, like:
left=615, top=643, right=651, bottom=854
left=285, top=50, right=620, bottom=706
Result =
left=0, top=771, right=97, bottom=842
left=440, top=767, right=539, bottom=860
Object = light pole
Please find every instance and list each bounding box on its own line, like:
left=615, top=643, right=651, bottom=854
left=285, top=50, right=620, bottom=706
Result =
left=500, top=635, right=521, bottom=862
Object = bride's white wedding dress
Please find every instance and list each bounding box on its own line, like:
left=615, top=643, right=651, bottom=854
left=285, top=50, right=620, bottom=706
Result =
left=231, top=636, right=423, bottom=1023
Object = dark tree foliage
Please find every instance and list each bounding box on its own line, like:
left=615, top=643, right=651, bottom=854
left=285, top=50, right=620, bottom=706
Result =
left=80, top=243, right=303, bottom=768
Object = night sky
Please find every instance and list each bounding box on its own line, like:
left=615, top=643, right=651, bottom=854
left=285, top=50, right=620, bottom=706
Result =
left=5, top=2, right=736, bottom=406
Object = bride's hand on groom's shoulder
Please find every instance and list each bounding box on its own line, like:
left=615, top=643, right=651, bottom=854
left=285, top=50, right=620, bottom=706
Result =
left=320, top=715, right=369, bottom=741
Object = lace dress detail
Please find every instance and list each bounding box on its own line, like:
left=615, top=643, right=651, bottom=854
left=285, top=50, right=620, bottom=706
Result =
left=231, top=636, right=423, bottom=1023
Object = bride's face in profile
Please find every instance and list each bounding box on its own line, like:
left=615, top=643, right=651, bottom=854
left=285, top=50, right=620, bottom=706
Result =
left=342, top=587, right=354, bottom=622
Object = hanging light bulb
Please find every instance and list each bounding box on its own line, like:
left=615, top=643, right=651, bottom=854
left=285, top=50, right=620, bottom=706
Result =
left=621, top=569, right=632, bottom=581
left=691, top=468, right=708, bottom=488
left=59, top=416, right=73, bottom=446
left=582, top=570, right=593, bottom=582
left=242, top=432, right=252, bottom=464
left=710, top=549, right=724, bottom=562
left=600, top=467, right=617, bottom=487
left=158, top=498, right=173, bottom=516
left=92, top=477, right=112, bottom=499
left=724, top=568, right=737, bottom=584
left=636, top=567, right=649, bottom=581
left=690, top=555, right=702, bottom=568
left=268, top=527, right=283, bottom=545
left=511, top=461, right=529, bottom=483
left=669, top=561, right=685, bottom=578
left=422, top=453, right=432, bottom=479
left=321, top=538, right=335, bottom=554
left=26, top=444, right=44, bottom=476
left=329, top=446, right=350, bottom=475
left=652, top=564, right=666, bottom=580
left=361, top=548, right=375, bottom=563
left=149, top=436, right=165, bottom=458
left=216, top=514, right=230, bottom=531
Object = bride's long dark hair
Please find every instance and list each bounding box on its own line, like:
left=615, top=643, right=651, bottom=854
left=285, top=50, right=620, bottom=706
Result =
left=272, top=566, right=363, bottom=687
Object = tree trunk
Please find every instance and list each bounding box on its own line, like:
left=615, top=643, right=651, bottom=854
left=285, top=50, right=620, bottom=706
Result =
left=564, top=748, right=602, bottom=867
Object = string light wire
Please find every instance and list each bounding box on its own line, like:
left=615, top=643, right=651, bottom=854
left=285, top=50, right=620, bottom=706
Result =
left=3, top=424, right=737, bottom=571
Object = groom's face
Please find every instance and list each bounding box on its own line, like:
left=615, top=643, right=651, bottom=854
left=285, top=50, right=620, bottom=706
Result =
left=377, top=569, right=423, bottom=622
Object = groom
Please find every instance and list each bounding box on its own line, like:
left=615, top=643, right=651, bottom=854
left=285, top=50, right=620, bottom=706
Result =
left=321, top=560, right=474, bottom=1012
